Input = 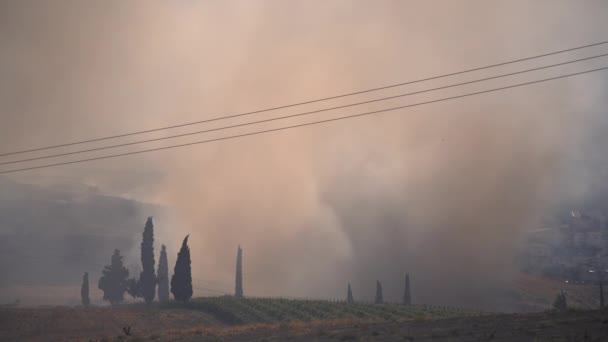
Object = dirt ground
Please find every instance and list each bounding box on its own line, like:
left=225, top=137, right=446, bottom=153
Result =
left=2, top=306, right=608, bottom=341
left=221, top=310, right=608, bottom=342
left=0, top=306, right=223, bottom=341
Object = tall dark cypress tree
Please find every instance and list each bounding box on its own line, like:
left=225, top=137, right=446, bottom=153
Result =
left=171, top=235, right=193, bottom=302
left=375, top=280, right=384, bottom=304
left=235, top=245, right=243, bottom=298
left=553, top=290, right=567, bottom=311
left=403, top=273, right=412, bottom=305
left=600, top=280, right=605, bottom=309
left=157, top=244, right=170, bottom=302
left=98, top=249, right=130, bottom=305
left=347, top=283, right=354, bottom=303
left=140, top=217, right=156, bottom=304
left=81, top=272, right=90, bottom=307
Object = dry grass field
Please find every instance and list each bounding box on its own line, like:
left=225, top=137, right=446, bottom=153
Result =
left=0, top=274, right=604, bottom=341
left=2, top=305, right=608, bottom=341
left=0, top=298, right=469, bottom=341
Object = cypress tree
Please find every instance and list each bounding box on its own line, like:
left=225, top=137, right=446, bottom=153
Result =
left=81, top=272, right=90, bottom=307
left=375, top=280, right=384, bottom=304
left=127, top=277, right=141, bottom=299
left=403, top=273, right=412, bottom=305
left=98, top=249, right=130, bottom=305
left=553, top=290, right=567, bottom=311
left=235, top=245, right=243, bottom=298
left=600, top=280, right=605, bottom=309
left=171, top=235, right=193, bottom=302
left=157, top=244, right=170, bottom=302
left=347, top=283, right=354, bottom=303
left=140, top=217, right=156, bottom=304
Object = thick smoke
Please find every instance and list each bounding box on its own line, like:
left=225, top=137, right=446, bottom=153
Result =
left=1, top=1, right=608, bottom=310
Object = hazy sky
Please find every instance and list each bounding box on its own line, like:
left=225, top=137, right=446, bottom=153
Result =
left=1, top=1, right=608, bottom=309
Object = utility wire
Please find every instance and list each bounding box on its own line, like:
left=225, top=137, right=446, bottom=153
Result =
left=2, top=52, right=607, bottom=166
left=1, top=39, right=607, bottom=157
left=1, top=65, right=606, bottom=175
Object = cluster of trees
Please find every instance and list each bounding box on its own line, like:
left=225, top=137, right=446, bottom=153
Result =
left=80, top=220, right=414, bottom=308
left=347, top=273, right=412, bottom=305
left=81, top=217, right=194, bottom=306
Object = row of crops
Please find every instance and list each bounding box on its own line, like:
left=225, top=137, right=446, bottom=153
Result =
left=161, top=296, right=479, bottom=325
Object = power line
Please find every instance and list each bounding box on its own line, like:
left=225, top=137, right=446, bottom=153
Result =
left=3, top=52, right=607, bottom=166
left=2, top=66, right=606, bottom=174
left=1, top=65, right=606, bottom=175
left=1, top=39, right=607, bottom=158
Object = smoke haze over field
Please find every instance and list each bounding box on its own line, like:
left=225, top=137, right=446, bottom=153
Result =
left=1, top=1, right=608, bottom=309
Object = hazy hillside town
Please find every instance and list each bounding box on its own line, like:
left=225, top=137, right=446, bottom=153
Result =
left=520, top=209, right=608, bottom=283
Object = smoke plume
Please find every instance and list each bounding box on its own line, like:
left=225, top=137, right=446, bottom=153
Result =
left=1, top=1, right=608, bottom=310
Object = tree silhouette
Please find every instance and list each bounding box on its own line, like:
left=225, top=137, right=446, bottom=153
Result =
left=157, top=244, right=170, bottom=302
left=127, top=277, right=140, bottom=299
left=98, top=249, right=130, bottom=305
left=171, top=235, right=192, bottom=302
left=81, top=272, right=90, bottom=307
left=600, top=280, right=604, bottom=309
left=375, top=280, right=384, bottom=304
left=140, top=217, right=156, bottom=304
left=403, top=273, right=411, bottom=305
left=347, top=283, right=354, bottom=303
left=553, top=290, right=567, bottom=311
left=235, top=245, right=243, bottom=298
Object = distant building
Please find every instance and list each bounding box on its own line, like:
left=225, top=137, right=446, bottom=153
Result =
left=521, top=208, right=608, bottom=280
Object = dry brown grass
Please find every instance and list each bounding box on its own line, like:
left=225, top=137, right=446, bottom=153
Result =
left=2, top=274, right=602, bottom=341
left=159, top=317, right=382, bottom=340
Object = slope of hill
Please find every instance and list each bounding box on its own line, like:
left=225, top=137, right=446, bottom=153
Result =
left=164, top=296, right=476, bottom=325
left=0, top=176, right=167, bottom=305
left=0, top=298, right=477, bottom=341
left=1, top=300, right=606, bottom=341
left=513, top=273, right=598, bottom=311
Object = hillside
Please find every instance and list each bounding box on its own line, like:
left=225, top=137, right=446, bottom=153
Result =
left=1, top=300, right=607, bottom=341
left=0, top=177, right=167, bottom=305
left=163, top=296, right=476, bottom=324
left=0, top=297, right=475, bottom=341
